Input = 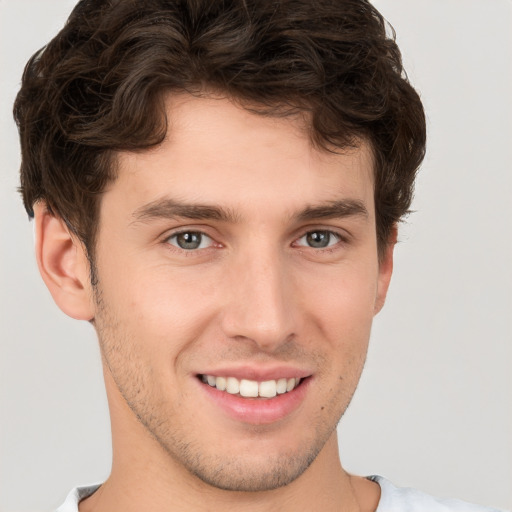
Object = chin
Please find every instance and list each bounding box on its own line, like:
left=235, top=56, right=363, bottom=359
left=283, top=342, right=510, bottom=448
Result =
left=183, top=449, right=320, bottom=492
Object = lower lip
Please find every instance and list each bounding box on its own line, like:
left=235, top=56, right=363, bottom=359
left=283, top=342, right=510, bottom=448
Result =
left=198, top=377, right=311, bottom=425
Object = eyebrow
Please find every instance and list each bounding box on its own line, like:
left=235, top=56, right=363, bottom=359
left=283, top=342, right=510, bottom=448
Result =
left=295, top=199, right=369, bottom=222
left=131, top=197, right=368, bottom=225
left=132, top=198, right=240, bottom=224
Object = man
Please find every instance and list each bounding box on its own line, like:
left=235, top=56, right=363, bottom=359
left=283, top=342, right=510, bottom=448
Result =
left=11, top=0, right=505, bottom=511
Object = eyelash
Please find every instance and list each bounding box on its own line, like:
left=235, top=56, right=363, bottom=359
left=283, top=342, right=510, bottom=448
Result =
left=163, top=228, right=348, bottom=255
left=165, top=230, right=217, bottom=252
left=293, top=230, right=343, bottom=250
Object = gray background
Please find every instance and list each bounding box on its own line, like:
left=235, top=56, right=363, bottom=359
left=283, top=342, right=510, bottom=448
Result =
left=1, top=1, right=511, bottom=511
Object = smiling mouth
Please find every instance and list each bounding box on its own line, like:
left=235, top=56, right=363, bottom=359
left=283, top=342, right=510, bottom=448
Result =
left=199, top=374, right=303, bottom=398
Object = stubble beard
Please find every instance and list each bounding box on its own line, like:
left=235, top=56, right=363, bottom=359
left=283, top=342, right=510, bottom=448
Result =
left=130, top=398, right=341, bottom=493
left=91, top=278, right=357, bottom=494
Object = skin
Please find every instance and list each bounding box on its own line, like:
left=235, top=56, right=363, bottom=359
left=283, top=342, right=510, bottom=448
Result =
left=35, top=93, right=394, bottom=511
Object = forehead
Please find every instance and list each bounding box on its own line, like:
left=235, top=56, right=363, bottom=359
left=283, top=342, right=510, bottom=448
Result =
left=106, top=93, right=375, bottom=221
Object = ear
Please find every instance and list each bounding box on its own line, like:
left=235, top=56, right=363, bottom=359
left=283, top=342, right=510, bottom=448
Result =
left=33, top=202, right=95, bottom=321
left=374, top=225, right=397, bottom=315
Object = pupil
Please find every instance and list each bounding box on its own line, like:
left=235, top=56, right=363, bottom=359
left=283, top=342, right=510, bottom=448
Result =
left=177, top=232, right=201, bottom=250
left=307, top=231, right=330, bottom=248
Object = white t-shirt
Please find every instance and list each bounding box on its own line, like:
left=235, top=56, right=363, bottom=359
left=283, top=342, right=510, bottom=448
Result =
left=55, top=476, right=507, bottom=512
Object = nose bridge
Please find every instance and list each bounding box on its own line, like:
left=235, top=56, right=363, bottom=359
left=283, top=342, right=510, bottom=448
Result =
left=221, top=240, right=296, bottom=351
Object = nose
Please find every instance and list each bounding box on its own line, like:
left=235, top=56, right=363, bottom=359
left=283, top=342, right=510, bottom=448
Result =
left=220, top=246, right=298, bottom=353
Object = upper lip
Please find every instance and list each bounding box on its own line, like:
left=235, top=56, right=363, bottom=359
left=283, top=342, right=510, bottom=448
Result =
left=197, top=365, right=312, bottom=382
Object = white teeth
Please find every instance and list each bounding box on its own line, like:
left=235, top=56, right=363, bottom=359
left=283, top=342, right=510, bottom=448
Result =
left=276, top=378, right=287, bottom=394
left=201, top=375, right=302, bottom=398
left=226, top=377, right=240, bottom=394
left=259, top=380, right=277, bottom=398
left=215, top=376, right=226, bottom=391
left=239, top=379, right=259, bottom=397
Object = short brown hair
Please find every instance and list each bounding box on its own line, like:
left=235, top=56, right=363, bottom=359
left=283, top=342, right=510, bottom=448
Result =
left=14, top=0, right=426, bottom=261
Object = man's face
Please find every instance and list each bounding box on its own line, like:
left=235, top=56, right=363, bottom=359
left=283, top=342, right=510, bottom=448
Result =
left=90, top=94, right=392, bottom=491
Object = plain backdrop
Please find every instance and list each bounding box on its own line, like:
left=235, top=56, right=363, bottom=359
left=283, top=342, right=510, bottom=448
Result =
left=1, top=1, right=511, bottom=511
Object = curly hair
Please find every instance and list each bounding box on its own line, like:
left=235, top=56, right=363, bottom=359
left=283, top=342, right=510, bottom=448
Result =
left=14, top=0, right=426, bottom=261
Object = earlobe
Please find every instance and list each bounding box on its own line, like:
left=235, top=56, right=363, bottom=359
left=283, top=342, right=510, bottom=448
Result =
left=33, top=202, right=95, bottom=321
left=374, top=225, right=397, bottom=315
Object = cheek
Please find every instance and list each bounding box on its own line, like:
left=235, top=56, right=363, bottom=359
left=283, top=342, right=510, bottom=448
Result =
left=97, top=262, right=223, bottom=355
left=301, top=262, right=378, bottom=341
left=298, top=263, right=377, bottom=396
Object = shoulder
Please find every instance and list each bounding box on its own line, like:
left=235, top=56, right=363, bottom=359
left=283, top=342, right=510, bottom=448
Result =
left=369, top=475, right=507, bottom=512
left=55, top=484, right=101, bottom=512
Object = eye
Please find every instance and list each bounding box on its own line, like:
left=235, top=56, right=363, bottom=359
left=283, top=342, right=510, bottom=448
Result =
left=167, top=231, right=213, bottom=250
left=295, top=230, right=341, bottom=249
